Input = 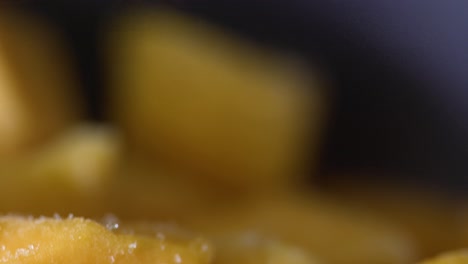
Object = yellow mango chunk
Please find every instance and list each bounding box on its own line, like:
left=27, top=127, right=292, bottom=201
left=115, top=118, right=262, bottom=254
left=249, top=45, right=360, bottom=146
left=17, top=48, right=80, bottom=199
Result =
left=109, top=9, right=323, bottom=190
left=213, top=233, right=319, bottom=264
left=103, top=161, right=415, bottom=264
left=419, top=251, right=468, bottom=264
left=0, top=216, right=213, bottom=264
left=0, top=124, right=120, bottom=216
left=188, top=194, right=417, bottom=264
left=0, top=8, right=81, bottom=159
left=113, top=220, right=318, bottom=264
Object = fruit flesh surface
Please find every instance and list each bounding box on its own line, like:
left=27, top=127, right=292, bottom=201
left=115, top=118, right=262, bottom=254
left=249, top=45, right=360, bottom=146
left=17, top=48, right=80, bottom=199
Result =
left=0, top=216, right=213, bottom=264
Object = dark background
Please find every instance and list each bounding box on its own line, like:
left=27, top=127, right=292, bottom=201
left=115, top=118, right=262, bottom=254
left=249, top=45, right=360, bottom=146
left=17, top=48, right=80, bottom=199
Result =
left=13, top=0, right=468, bottom=195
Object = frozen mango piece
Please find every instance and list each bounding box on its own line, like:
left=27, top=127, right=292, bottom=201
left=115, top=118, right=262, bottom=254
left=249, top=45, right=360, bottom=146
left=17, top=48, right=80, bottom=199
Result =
left=0, top=124, right=121, bottom=216
left=213, top=232, right=320, bottom=264
left=0, top=8, right=81, bottom=159
left=112, top=220, right=317, bottom=264
left=188, top=194, right=417, bottom=264
left=109, top=9, right=323, bottom=190
left=103, top=161, right=416, bottom=264
left=322, top=179, right=461, bottom=257
left=419, top=251, right=468, bottom=264
left=0, top=216, right=213, bottom=264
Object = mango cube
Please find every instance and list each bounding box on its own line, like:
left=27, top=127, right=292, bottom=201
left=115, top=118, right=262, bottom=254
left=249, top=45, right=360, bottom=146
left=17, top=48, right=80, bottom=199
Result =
left=109, top=9, right=323, bottom=189
left=0, top=216, right=213, bottom=264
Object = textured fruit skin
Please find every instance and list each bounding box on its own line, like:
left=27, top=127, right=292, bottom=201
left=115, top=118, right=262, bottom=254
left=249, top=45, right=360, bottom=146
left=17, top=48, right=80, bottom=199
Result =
left=0, top=216, right=213, bottom=264
left=109, top=9, right=322, bottom=190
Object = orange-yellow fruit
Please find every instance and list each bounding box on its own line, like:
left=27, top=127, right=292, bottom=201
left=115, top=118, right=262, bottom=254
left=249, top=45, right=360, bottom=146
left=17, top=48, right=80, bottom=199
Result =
left=0, top=216, right=213, bottom=264
left=188, top=194, right=417, bottom=264
left=213, top=232, right=319, bottom=264
left=110, top=220, right=317, bottom=264
left=109, top=9, right=323, bottom=190
left=0, top=124, right=120, bottom=216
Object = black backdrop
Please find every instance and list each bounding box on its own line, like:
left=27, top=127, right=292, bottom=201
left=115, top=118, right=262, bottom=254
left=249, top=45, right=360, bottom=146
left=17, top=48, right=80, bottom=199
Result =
left=14, top=0, right=468, bottom=195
